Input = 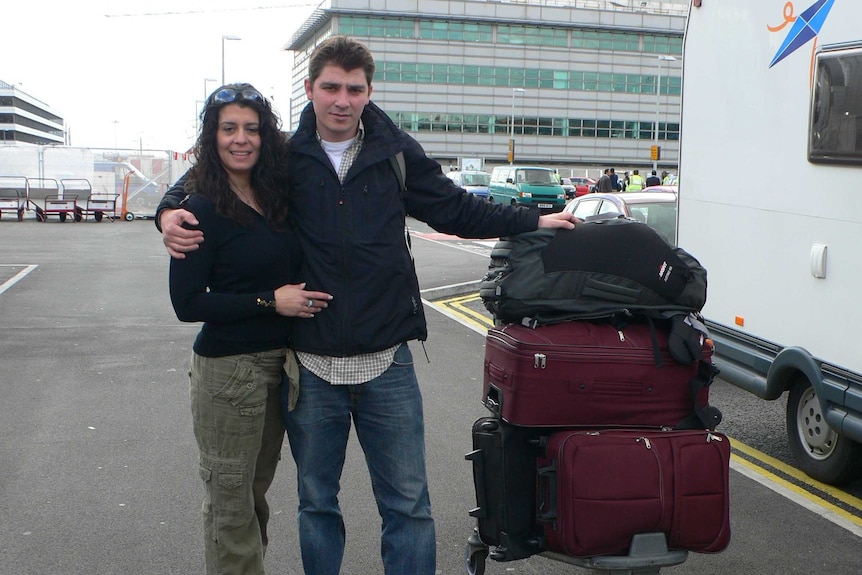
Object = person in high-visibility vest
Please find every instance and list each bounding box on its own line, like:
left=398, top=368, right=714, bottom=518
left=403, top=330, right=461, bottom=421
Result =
left=627, top=169, right=645, bottom=191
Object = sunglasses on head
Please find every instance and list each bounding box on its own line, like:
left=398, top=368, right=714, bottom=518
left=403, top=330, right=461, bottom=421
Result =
left=207, top=86, right=267, bottom=108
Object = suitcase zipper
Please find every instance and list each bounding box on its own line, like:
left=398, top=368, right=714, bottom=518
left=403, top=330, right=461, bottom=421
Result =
left=534, top=353, right=547, bottom=369
left=706, top=432, right=723, bottom=443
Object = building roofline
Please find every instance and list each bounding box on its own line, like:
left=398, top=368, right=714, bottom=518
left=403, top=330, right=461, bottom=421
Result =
left=284, top=0, right=686, bottom=51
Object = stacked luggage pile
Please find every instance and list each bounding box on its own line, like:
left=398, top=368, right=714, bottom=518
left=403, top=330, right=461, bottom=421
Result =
left=465, top=218, right=731, bottom=574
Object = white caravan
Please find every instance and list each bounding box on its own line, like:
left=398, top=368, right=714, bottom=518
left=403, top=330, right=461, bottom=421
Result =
left=678, top=0, right=862, bottom=484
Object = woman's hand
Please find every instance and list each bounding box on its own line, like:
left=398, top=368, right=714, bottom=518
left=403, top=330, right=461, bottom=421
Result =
left=274, top=282, right=333, bottom=318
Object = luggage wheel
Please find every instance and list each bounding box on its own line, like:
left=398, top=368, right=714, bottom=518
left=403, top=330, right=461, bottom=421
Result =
left=464, top=528, right=489, bottom=575
left=541, top=533, right=688, bottom=574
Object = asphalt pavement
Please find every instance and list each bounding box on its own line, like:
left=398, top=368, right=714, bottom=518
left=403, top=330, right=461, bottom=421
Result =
left=1, top=216, right=861, bottom=575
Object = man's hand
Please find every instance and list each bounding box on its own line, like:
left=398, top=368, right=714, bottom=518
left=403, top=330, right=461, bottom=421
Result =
left=161, top=209, right=204, bottom=259
left=538, top=211, right=578, bottom=230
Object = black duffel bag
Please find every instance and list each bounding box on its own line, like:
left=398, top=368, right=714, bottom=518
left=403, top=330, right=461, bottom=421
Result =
left=479, top=217, right=707, bottom=329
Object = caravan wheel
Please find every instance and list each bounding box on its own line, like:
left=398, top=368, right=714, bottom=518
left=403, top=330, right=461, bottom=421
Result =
left=787, top=376, right=862, bottom=484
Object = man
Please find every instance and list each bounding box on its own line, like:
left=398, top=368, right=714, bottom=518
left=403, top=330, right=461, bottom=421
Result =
left=594, top=168, right=614, bottom=192
left=627, top=169, right=645, bottom=191
left=645, top=169, right=662, bottom=187
left=158, top=35, right=576, bottom=575
left=609, top=167, right=620, bottom=191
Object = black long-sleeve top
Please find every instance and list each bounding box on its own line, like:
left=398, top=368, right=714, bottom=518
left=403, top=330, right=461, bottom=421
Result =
left=169, top=193, right=300, bottom=357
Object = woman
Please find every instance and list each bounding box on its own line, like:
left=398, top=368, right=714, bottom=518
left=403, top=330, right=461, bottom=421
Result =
left=169, top=83, right=331, bottom=575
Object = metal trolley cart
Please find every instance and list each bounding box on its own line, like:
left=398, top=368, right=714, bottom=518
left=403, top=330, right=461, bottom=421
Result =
left=0, top=176, right=28, bottom=222
left=465, top=528, right=687, bottom=575
left=28, top=178, right=82, bottom=222
left=66, top=179, right=119, bottom=222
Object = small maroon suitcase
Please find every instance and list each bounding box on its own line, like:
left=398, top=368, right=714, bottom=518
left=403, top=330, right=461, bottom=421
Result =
left=536, top=428, right=731, bottom=557
left=483, top=321, right=715, bottom=428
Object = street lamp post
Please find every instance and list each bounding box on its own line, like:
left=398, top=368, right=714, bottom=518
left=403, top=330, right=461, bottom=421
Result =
left=653, top=55, right=678, bottom=173
left=195, top=100, right=205, bottom=139
left=112, top=120, right=119, bottom=156
left=221, top=35, right=242, bottom=85
left=509, top=88, right=525, bottom=164
left=198, top=78, right=217, bottom=136
left=204, top=77, right=217, bottom=100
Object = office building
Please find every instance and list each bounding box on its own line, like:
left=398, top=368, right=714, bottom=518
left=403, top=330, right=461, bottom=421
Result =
left=285, top=0, right=686, bottom=173
left=0, top=80, right=65, bottom=146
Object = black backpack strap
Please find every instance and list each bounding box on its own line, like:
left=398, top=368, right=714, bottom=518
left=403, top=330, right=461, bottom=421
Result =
left=388, top=151, right=412, bottom=256
left=389, top=151, right=407, bottom=202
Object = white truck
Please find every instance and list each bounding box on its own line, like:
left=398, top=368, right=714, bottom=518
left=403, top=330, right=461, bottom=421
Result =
left=678, top=0, right=862, bottom=484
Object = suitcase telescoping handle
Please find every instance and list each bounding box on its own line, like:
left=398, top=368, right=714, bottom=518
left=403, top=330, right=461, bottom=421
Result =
left=537, top=463, right=558, bottom=521
left=465, top=448, right=488, bottom=519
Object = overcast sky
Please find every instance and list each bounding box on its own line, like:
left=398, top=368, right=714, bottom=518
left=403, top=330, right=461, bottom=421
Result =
left=3, top=1, right=319, bottom=151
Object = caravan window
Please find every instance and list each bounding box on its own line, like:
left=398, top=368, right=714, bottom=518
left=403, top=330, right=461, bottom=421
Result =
left=809, top=44, right=862, bottom=163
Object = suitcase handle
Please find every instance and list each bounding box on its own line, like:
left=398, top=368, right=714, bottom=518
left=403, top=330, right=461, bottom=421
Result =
left=484, top=384, right=502, bottom=417
left=465, top=448, right=488, bottom=519
left=536, top=463, right=557, bottom=521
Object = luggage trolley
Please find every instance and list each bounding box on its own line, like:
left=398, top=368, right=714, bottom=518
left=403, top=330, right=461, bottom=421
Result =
left=67, top=179, right=119, bottom=222
left=28, top=178, right=82, bottom=222
left=465, top=529, right=688, bottom=575
left=0, top=176, right=27, bottom=222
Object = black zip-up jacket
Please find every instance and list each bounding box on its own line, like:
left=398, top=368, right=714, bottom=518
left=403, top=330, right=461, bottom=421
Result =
left=158, top=101, right=540, bottom=356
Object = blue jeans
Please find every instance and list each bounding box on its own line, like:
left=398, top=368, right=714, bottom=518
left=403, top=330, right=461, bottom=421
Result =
left=282, top=344, right=436, bottom=575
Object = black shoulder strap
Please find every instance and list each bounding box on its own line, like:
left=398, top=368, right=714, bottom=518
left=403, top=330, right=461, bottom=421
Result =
left=388, top=151, right=407, bottom=201
left=388, top=151, right=412, bottom=255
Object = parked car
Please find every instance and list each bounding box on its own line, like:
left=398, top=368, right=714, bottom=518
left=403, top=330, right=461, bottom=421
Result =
left=446, top=170, right=491, bottom=199
left=569, top=177, right=596, bottom=197
left=488, top=165, right=566, bottom=212
left=642, top=184, right=678, bottom=194
left=560, top=177, right=576, bottom=199
left=564, top=191, right=678, bottom=244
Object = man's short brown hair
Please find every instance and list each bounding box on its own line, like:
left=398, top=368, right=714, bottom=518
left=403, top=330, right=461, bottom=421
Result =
left=308, top=35, right=376, bottom=87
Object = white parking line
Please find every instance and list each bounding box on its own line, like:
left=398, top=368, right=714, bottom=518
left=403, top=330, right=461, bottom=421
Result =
left=0, top=264, right=38, bottom=295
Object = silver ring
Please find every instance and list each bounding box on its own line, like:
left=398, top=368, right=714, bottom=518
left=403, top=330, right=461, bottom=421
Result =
left=307, top=299, right=314, bottom=308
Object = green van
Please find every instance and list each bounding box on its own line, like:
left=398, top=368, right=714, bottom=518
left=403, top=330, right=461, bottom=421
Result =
left=488, top=166, right=566, bottom=212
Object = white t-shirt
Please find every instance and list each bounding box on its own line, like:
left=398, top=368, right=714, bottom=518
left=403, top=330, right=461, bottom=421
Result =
left=319, top=136, right=357, bottom=174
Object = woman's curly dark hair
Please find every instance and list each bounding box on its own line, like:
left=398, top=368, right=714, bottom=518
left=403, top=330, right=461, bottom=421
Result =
left=186, top=83, right=290, bottom=230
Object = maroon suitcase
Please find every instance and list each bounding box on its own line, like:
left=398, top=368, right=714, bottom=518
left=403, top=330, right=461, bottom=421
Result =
left=483, top=321, right=716, bottom=428
left=537, top=428, right=731, bottom=557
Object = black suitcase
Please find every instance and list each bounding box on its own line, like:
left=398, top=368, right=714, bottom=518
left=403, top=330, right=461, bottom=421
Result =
left=465, top=416, right=545, bottom=561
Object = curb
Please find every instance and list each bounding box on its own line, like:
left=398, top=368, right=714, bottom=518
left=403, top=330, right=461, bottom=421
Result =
left=420, top=279, right=482, bottom=301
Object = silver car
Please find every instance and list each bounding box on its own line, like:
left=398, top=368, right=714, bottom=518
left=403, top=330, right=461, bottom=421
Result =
left=564, top=191, right=678, bottom=245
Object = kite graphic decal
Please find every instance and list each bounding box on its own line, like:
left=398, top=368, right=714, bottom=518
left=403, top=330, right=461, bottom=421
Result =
left=768, top=0, right=835, bottom=68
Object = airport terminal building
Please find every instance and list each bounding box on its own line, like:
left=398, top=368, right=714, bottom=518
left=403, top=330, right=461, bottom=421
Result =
left=285, top=0, right=687, bottom=174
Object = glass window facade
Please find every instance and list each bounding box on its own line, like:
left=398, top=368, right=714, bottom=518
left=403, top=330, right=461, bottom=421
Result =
left=387, top=111, right=679, bottom=141
left=378, top=60, right=680, bottom=96
left=339, top=15, right=682, bottom=58
left=340, top=15, right=414, bottom=38
left=498, top=24, right=568, bottom=48
left=418, top=20, right=492, bottom=42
